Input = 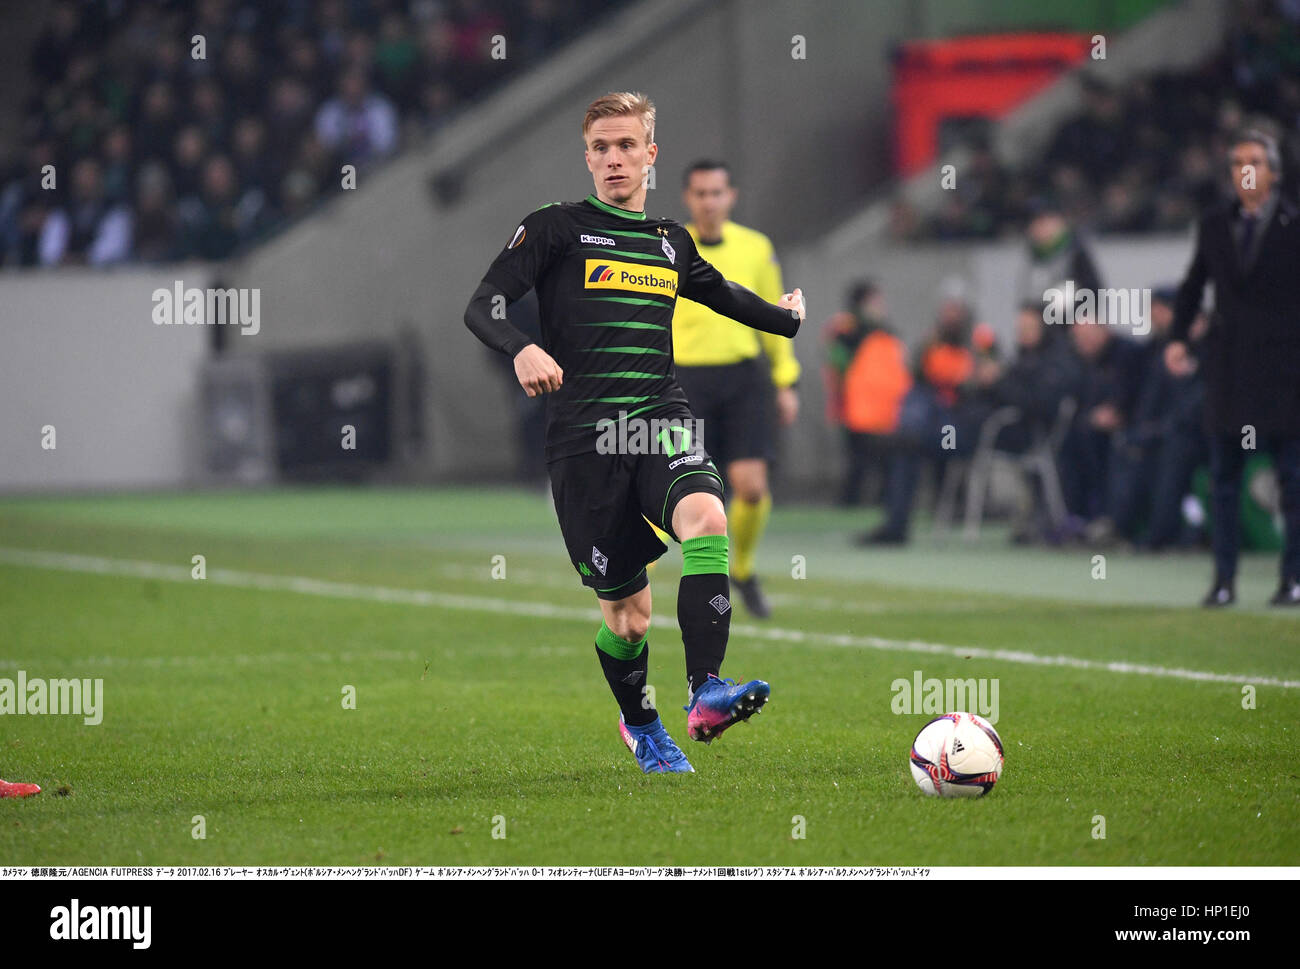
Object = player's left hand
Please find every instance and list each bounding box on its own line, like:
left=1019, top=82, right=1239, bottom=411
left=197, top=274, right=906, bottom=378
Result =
left=775, top=386, right=799, bottom=427
left=778, top=287, right=805, bottom=321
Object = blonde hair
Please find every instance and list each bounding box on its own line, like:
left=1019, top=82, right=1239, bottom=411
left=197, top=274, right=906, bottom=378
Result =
left=582, top=91, right=655, bottom=146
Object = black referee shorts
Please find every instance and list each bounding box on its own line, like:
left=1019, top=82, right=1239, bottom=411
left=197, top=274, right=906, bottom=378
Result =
left=548, top=406, right=725, bottom=600
left=674, top=357, right=775, bottom=469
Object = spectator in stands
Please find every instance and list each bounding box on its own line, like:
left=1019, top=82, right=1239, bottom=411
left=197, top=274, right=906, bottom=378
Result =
left=179, top=155, right=250, bottom=260
left=1097, top=165, right=1157, bottom=233
left=416, top=16, right=463, bottom=97
left=266, top=76, right=317, bottom=162
left=927, top=139, right=1008, bottom=239
left=220, top=34, right=267, bottom=119
left=898, top=3, right=1300, bottom=242
left=375, top=10, right=421, bottom=111
left=515, top=0, right=582, bottom=66
left=1, top=139, right=58, bottom=267
left=860, top=294, right=985, bottom=544
left=972, top=302, right=1081, bottom=543
left=824, top=282, right=910, bottom=511
left=1227, top=0, right=1300, bottom=114
left=279, top=168, right=319, bottom=221
left=1016, top=198, right=1103, bottom=335
left=1045, top=76, right=1132, bottom=192
left=134, top=82, right=182, bottom=166
left=1058, top=310, right=1145, bottom=531
left=284, top=31, right=328, bottom=102
left=231, top=116, right=274, bottom=199
left=917, top=296, right=976, bottom=421
left=132, top=163, right=181, bottom=264
left=450, top=0, right=508, bottom=94
left=172, top=126, right=209, bottom=204
left=1102, top=290, right=1208, bottom=548
left=190, top=78, right=231, bottom=150
left=101, top=125, right=134, bottom=207
left=0, top=0, right=645, bottom=270
left=314, top=67, right=399, bottom=163
left=31, top=1, right=85, bottom=89
left=39, top=157, right=132, bottom=267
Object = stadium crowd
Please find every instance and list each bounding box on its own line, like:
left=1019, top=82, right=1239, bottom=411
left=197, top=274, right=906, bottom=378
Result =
left=822, top=1, right=1299, bottom=572
left=0, top=0, right=630, bottom=267
left=823, top=232, right=1211, bottom=553
left=892, top=0, right=1300, bottom=241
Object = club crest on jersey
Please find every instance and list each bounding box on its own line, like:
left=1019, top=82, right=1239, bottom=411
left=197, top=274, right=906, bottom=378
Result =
left=584, top=259, right=678, bottom=296
left=661, top=235, right=676, bottom=263
left=591, top=546, right=608, bottom=576
left=507, top=225, right=526, bottom=249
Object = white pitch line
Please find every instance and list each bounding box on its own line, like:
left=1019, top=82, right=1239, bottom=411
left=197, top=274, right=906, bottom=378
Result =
left=3, top=546, right=1298, bottom=690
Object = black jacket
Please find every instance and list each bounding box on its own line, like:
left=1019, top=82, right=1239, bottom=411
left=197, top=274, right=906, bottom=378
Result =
left=1122, top=337, right=1205, bottom=447
left=1172, top=193, right=1300, bottom=437
left=990, top=339, right=1080, bottom=436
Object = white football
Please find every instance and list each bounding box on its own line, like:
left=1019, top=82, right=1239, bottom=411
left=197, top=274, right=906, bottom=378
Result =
left=909, top=712, right=1004, bottom=797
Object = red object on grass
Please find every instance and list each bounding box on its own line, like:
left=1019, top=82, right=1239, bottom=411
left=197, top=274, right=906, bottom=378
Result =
left=0, top=779, right=41, bottom=798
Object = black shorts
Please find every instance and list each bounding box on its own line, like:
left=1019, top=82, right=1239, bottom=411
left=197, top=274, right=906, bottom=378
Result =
left=674, top=357, right=774, bottom=468
left=548, top=407, right=724, bottom=600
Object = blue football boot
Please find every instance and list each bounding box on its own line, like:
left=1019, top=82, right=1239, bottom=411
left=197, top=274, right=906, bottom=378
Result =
left=619, top=715, right=694, bottom=773
left=684, top=674, right=770, bottom=743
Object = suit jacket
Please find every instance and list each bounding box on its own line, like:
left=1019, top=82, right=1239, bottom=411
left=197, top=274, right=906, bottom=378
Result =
left=1172, top=192, right=1300, bottom=437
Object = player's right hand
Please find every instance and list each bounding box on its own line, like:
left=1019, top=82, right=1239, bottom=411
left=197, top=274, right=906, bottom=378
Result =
left=1164, top=339, right=1195, bottom=377
left=514, top=344, right=564, bottom=397
left=778, top=287, right=806, bottom=321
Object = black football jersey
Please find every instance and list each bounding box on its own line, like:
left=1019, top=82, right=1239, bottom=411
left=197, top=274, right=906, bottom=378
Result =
left=479, top=193, right=794, bottom=461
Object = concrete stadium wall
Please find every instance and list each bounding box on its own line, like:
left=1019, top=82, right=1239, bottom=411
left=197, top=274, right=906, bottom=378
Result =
left=0, top=268, right=212, bottom=492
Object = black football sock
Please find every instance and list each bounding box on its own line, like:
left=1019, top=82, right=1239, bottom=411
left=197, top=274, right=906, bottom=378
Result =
left=679, top=535, right=731, bottom=696
left=595, top=622, right=656, bottom=727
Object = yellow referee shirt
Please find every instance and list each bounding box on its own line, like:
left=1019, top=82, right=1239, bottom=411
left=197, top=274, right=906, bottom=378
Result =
left=673, top=220, right=801, bottom=388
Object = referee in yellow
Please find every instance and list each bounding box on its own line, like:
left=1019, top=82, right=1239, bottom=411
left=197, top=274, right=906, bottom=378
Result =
left=671, top=159, right=800, bottom=619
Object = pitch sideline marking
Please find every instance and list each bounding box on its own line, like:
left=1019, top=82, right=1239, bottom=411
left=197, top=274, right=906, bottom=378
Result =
left=2, top=546, right=1297, bottom=690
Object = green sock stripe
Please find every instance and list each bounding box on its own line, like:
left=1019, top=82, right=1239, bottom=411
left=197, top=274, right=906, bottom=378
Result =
left=595, top=621, right=646, bottom=660
left=681, top=534, right=729, bottom=576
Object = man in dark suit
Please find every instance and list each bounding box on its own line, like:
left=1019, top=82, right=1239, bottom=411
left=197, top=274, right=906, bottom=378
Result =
left=1166, top=128, right=1300, bottom=607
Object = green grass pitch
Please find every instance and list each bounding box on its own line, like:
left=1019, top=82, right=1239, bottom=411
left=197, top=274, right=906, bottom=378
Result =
left=1, top=487, right=1297, bottom=866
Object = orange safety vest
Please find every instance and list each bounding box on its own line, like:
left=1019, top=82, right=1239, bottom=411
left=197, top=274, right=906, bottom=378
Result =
left=921, top=343, right=973, bottom=407
left=842, top=331, right=912, bottom=434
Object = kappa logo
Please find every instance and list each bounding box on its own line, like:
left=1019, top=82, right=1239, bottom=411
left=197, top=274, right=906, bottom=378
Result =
left=591, top=547, right=608, bottom=576
left=709, top=594, right=731, bottom=615
left=580, top=233, right=616, bottom=247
